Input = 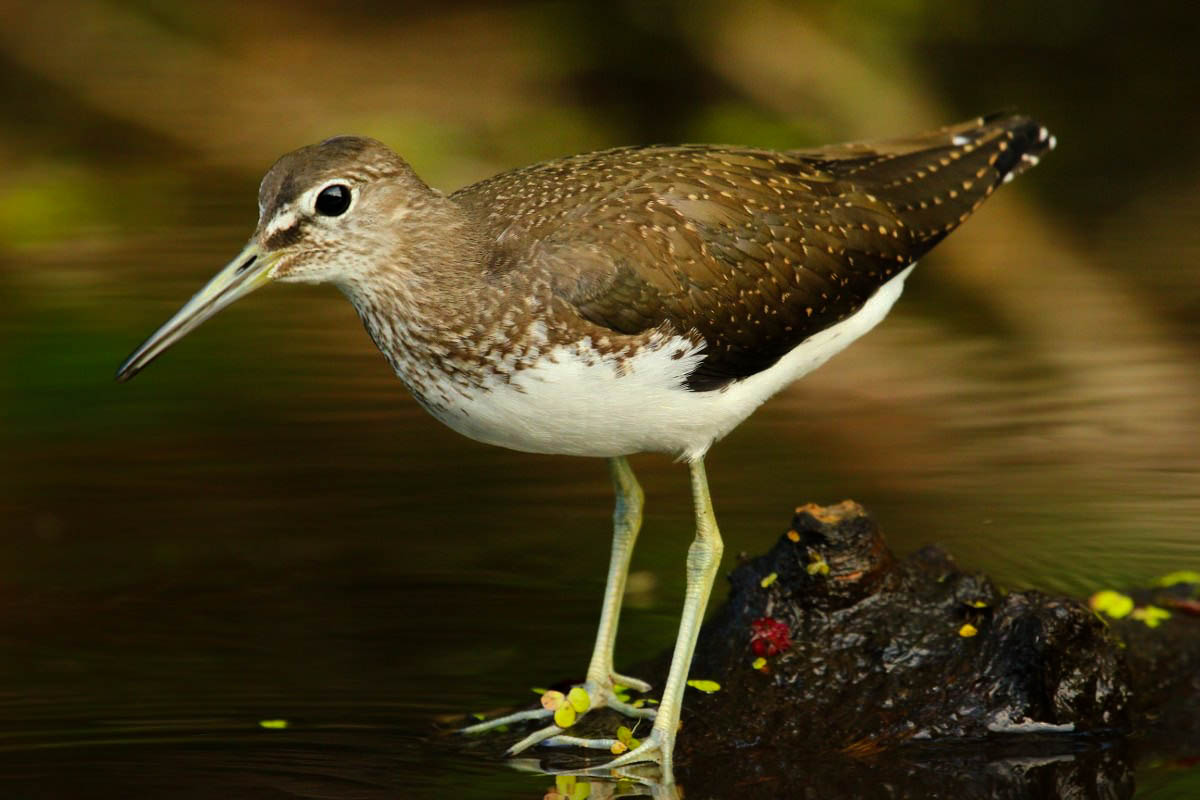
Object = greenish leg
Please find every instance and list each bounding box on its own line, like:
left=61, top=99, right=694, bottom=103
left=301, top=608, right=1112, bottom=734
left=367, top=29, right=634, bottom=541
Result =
left=584, top=456, right=653, bottom=693
left=461, top=456, right=655, bottom=746
left=603, top=456, right=724, bottom=784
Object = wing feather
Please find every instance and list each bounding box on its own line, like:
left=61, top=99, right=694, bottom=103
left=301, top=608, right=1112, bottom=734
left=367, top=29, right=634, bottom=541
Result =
left=451, top=114, right=1052, bottom=390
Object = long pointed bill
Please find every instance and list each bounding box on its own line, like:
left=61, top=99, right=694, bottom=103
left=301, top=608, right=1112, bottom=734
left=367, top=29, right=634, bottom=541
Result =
left=116, top=242, right=278, bottom=382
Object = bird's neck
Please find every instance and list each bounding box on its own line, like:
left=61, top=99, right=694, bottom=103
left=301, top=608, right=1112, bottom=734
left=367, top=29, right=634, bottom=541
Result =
left=335, top=198, right=525, bottom=404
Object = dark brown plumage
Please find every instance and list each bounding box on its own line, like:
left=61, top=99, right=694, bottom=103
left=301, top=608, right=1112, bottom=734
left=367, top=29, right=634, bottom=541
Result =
left=454, top=113, right=1052, bottom=389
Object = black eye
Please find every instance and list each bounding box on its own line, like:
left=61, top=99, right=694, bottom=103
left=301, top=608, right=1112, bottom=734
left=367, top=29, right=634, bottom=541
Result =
left=315, top=184, right=351, bottom=216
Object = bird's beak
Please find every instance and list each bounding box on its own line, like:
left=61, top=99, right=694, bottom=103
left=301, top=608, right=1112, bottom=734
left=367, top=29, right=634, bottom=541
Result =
left=116, top=241, right=277, bottom=382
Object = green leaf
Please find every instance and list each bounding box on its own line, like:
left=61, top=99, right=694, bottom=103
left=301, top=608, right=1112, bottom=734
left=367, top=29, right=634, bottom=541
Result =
left=760, top=572, right=778, bottom=588
left=1154, top=570, right=1200, bottom=587
left=686, top=679, right=721, bottom=693
left=554, top=703, right=577, bottom=728
left=258, top=719, right=288, bottom=729
left=615, top=724, right=640, bottom=750
left=567, top=686, right=591, bottom=712
left=1089, top=590, right=1134, bottom=619
left=1131, top=605, right=1171, bottom=628
left=751, top=656, right=767, bottom=670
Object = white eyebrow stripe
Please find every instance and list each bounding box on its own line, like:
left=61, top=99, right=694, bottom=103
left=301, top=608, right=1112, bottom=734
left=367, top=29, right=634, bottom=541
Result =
left=265, top=208, right=298, bottom=237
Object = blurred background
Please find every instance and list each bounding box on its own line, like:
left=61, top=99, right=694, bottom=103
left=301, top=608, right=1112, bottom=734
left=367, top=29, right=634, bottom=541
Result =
left=1, top=0, right=1197, bottom=797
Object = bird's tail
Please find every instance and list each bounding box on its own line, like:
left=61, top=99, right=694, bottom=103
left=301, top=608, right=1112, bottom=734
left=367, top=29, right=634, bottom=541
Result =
left=802, top=112, right=1056, bottom=249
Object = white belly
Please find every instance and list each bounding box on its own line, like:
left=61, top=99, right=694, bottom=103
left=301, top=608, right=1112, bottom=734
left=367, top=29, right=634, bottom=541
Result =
left=421, top=265, right=915, bottom=461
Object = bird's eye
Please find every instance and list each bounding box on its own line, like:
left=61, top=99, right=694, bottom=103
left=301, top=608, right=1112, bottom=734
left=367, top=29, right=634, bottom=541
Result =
left=315, top=184, right=352, bottom=216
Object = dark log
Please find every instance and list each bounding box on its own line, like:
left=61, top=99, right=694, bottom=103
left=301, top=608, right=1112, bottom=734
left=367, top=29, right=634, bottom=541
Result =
left=453, top=501, right=1200, bottom=798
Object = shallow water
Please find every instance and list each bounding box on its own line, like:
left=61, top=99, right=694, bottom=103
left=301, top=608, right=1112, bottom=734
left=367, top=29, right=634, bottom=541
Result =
left=3, top=2, right=1200, bottom=797
left=4, top=203, right=1198, bottom=797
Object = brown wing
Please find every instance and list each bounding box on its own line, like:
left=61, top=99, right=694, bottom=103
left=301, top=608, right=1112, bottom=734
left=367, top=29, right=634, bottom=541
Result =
left=452, top=113, right=1053, bottom=390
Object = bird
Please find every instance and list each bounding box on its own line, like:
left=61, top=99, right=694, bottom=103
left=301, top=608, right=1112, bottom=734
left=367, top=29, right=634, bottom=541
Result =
left=116, top=112, right=1054, bottom=784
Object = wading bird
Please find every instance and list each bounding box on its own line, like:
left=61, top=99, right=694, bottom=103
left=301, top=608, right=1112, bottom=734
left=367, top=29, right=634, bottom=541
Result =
left=118, top=113, right=1053, bottom=783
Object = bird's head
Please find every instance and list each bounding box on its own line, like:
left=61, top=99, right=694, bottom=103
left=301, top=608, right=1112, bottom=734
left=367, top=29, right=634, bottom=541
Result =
left=116, top=135, right=440, bottom=382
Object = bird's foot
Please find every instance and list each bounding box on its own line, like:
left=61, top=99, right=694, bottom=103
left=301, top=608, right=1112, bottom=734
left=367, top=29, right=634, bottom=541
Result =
left=510, top=758, right=678, bottom=800
left=461, top=673, right=656, bottom=754
left=531, top=728, right=670, bottom=781
left=596, top=726, right=665, bottom=770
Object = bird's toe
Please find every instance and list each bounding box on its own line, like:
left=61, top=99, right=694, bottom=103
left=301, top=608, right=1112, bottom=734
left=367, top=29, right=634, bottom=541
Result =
left=611, top=672, right=652, bottom=693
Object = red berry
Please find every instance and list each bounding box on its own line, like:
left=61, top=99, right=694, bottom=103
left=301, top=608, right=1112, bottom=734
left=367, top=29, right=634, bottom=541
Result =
left=750, top=616, right=792, bottom=656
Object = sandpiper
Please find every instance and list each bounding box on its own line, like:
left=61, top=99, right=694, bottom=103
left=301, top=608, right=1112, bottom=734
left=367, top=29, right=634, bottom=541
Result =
left=117, top=112, right=1054, bottom=783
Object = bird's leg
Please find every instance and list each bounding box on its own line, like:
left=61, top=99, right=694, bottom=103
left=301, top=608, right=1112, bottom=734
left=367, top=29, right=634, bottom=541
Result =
left=584, top=456, right=653, bottom=696
left=598, top=456, right=724, bottom=784
left=461, top=457, right=654, bottom=744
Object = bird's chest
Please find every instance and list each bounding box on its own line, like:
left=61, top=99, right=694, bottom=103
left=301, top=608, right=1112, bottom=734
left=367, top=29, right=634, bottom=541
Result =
left=364, top=311, right=713, bottom=457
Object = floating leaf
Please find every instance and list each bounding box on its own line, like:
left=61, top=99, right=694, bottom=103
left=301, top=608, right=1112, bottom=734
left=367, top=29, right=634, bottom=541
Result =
left=616, top=724, right=640, bottom=750
left=554, top=703, right=578, bottom=728
left=531, top=686, right=550, bottom=695
left=958, top=623, right=979, bottom=638
left=687, top=679, right=721, bottom=693
left=760, top=572, right=778, bottom=588
left=968, top=600, right=989, bottom=608
left=752, top=656, right=767, bottom=671
left=258, top=719, right=288, bottom=729
left=567, top=686, right=591, bottom=713
left=471, top=712, right=486, bottom=721
left=1090, top=590, right=1134, bottom=619
left=550, top=774, right=591, bottom=800
left=1131, top=605, right=1171, bottom=628
left=1154, top=570, right=1200, bottom=587
left=806, top=555, right=830, bottom=576
left=786, top=530, right=801, bottom=543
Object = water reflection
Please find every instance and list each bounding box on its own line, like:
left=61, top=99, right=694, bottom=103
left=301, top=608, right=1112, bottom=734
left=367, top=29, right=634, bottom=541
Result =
left=2, top=1, right=1199, bottom=798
